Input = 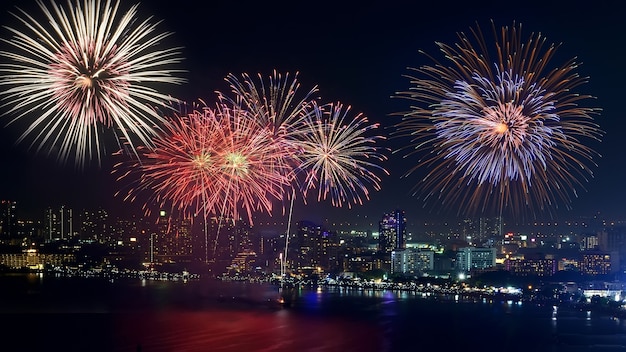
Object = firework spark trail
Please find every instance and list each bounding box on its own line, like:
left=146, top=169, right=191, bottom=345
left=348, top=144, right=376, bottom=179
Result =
left=214, top=103, right=293, bottom=224
left=297, top=101, right=389, bottom=209
left=114, top=103, right=223, bottom=221
left=216, top=71, right=321, bottom=276
left=217, top=71, right=320, bottom=199
left=113, top=100, right=293, bottom=260
left=114, top=101, right=292, bottom=223
left=219, top=70, right=319, bottom=137
left=393, top=21, right=603, bottom=218
left=0, top=0, right=185, bottom=167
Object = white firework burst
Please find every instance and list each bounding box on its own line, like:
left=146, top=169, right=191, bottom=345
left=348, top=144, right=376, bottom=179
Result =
left=0, top=0, right=186, bottom=166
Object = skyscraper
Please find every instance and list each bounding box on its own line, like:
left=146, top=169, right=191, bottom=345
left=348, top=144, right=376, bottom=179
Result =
left=378, top=210, right=406, bottom=254
left=291, top=220, right=339, bottom=274
left=479, top=216, right=503, bottom=242
left=0, top=200, right=17, bottom=241
left=154, top=210, right=193, bottom=263
left=44, top=205, right=74, bottom=241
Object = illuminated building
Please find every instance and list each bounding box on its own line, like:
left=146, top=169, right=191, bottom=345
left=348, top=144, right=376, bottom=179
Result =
left=226, top=250, right=258, bottom=274
left=580, top=252, right=618, bottom=275
left=256, top=234, right=284, bottom=273
left=378, top=209, right=406, bottom=254
left=79, top=208, right=109, bottom=242
left=581, top=234, right=599, bottom=250
left=479, top=216, right=503, bottom=242
left=291, top=220, right=339, bottom=275
left=153, top=210, right=193, bottom=263
left=204, top=216, right=253, bottom=261
left=102, top=215, right=154, bottom=267
left=0, top=249, right=75, bottom=270
left=505, top=253, right=557, bottom=277
left=44, top=205, right=74, bottom=241
left=598, top=228, right=626, bottom=270
left=456, top=247, right=496, bottom=272
left=391, top=248, right=434, bottom=276
left=342, top=254, right=377, bottom=273
left=0, top=200, right=17, bottom=242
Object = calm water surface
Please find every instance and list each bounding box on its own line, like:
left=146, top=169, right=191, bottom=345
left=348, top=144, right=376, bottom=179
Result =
left=2, top=273, right=626, bottom=352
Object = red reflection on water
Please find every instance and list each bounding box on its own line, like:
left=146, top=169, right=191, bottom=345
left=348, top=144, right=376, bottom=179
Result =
left=113, top=309, right=383, bottom=352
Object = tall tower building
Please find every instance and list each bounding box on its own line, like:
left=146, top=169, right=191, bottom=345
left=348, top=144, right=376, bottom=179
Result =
left=598, top=227, right=626, bottom=271
left=154, top=210, right=193, bottom=263
left=204, top=216, right=253, bottom=260
left=291, top=220, right=339, bottom=274
left=479, top=216, right=503, bottom=242
left=378, top=209, right=406, bottom=254
left=45, top=206, right=74, bottom=241
left=0, top=200, right=17, bottom=240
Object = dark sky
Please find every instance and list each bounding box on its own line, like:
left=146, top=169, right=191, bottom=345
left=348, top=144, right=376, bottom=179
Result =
left=0, top=0, right=624, bottom=231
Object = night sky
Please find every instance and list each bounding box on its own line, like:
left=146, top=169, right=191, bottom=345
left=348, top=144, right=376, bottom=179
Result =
left=0, top=0, right=624, bottom=230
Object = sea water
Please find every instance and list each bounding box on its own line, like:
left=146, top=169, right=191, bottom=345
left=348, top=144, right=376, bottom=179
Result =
left=2, top=273, right=626, bottom=352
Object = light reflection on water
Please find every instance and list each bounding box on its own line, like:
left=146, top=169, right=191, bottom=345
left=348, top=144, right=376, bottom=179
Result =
left=3, top=274, right=626, bottom=352
left=111, top=279, right=626, bottom=352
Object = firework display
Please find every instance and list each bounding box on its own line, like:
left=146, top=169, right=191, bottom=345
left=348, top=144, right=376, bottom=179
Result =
left=114, top=101, right=292, bottom=225
left=393, top=21, right=603, bottom=218
left=297, top=101, right=388, bottom=208
left=114, top=103, right=223, bottom=220
left=217, top=71, right=320, bottom=199
left=219, top=71, right=319, bottom=136
left=0, top=0, right=185, bottom=166
left=216, top=73, right=388, bottom=273
left=214, top=103, right=293, bottom=223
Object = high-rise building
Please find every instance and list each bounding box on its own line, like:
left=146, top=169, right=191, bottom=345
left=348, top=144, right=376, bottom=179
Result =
left=79, top=208, right=109, bottom=241
left=104, top=214, right=155, bottom=264
left=378, top=210, right=406, bottom=254
left=456, top=247, right=497, bottom=272
left=598, top=227, right=626, bottom=271
left=153, top=210, right=193, bottom=263
left=581, top=234, right=599, bottom=251
left=204, top=216, right=253, bottom=260
left=44, top=206, right=74, bottom=241
left=291, top=220, right=339, bottom=274
left=0, top=200, right=17, bottom=241
left=391, top=248, right=434, bottom=276
left=479, top=216, right=503, bottom=242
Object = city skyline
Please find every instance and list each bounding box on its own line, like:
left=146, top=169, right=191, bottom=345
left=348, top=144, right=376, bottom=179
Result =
left=0, top=0, right=624, bottom=229
left=1, top=198, right=612, bottom=240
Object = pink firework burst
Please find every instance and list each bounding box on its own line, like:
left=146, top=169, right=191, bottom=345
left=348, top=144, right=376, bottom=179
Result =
left=213, top=103, right=294, bottom=223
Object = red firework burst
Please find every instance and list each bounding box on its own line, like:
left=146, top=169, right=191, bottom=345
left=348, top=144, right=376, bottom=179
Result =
left=114, top=100, right=292, bottom=225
